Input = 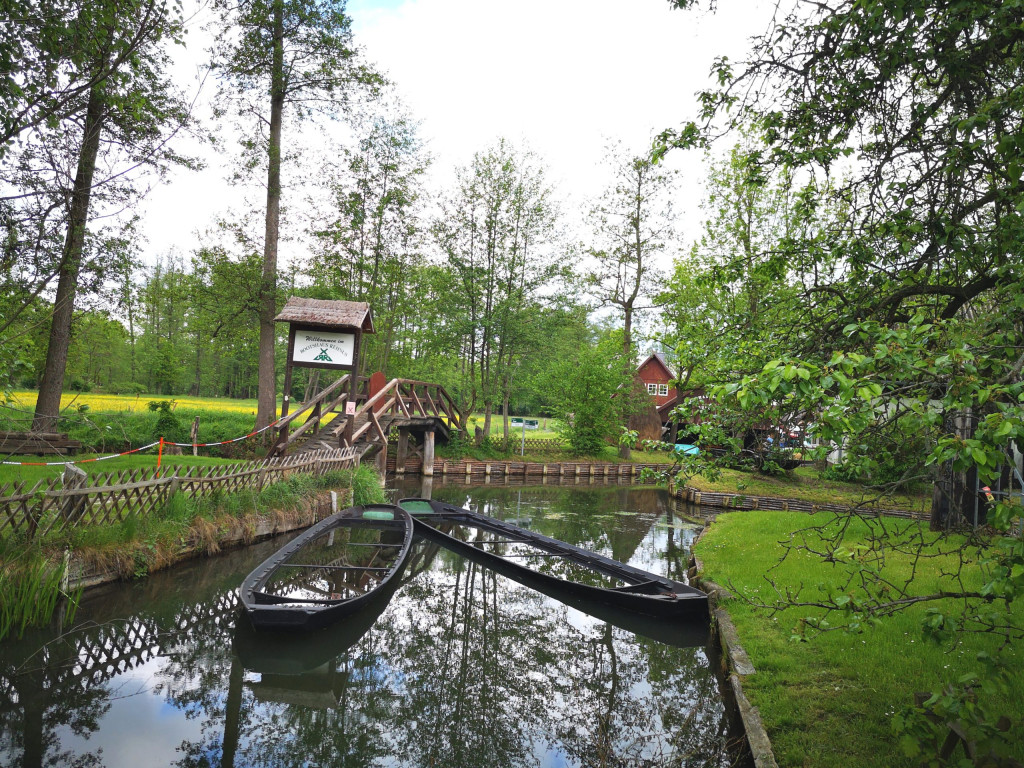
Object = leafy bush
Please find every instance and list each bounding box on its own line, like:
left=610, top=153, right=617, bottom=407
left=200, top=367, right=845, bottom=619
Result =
left=148, top=400, right=183, bottom=442
left=69, top=378, right=92, bottom=392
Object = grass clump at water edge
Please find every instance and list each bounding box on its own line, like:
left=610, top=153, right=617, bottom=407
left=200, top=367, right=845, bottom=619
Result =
left=0, top=553, right=81, bottom=642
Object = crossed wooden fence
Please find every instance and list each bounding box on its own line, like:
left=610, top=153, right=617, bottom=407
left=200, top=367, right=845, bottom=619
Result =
left=0, top=447, right=360, bottom=540
left=485, top=438, right=565, bottom=452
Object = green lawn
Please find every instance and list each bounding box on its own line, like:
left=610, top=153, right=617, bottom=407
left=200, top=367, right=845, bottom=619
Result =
left=463, top=413, right=562, bottom=440
left=697, top=511, right=1024, bottom=767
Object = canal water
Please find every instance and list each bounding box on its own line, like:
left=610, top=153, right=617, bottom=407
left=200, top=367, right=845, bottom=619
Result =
left=0, top=482, right=748, bottom=767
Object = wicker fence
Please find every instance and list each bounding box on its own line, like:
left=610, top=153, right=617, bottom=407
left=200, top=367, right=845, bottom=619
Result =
left=0, top=447, right=360, bottom=540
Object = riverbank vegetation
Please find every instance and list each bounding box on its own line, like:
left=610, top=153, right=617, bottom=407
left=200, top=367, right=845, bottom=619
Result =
left=697, top=511, right=1024, bottom=767
left=0, top=463, right=382, bottom=641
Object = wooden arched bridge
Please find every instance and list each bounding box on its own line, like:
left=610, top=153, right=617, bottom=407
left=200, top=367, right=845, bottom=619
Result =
left=271, top=375, right=465, bottom=475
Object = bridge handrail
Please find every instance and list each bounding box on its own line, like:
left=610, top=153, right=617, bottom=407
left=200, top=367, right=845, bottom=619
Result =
left=358, top=379, right=465, bottom=433
left=277, top=374, right=351, bottom=431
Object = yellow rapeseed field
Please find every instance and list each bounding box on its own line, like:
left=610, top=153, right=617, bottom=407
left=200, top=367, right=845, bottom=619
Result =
left=9, top=391, right=263, bottom=415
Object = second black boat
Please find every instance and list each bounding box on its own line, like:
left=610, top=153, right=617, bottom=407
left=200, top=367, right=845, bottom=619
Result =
left=399, top=498, right=708, bottom=620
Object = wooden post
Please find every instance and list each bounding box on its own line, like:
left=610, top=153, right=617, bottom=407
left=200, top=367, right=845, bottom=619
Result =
left=396, top=428, right=410, bottom=475
left=61, top=465, right=87, bottom=525
left=190, top=417, right=200, bottom=456
left=376, top=446, right=387, bottom=474
left=276, top=327, right=296, bottom=448
left=346, top=329, right=362, bottom=446
left=423, top=428, right=435, bottom=477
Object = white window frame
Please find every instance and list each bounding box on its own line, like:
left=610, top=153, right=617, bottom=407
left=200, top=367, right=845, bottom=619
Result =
left=658, top=383, right=669, bottom=397
left=646, top=382, right=658, bottom=395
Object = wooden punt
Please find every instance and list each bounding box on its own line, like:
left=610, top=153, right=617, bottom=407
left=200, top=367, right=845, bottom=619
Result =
left=239, top=504, right=414, bottom=632
left=399, top=498, right=708, bottom=622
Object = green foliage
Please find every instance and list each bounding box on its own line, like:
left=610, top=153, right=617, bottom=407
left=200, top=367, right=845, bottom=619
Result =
left=0, top=558, right=80, bottom=642
left=341, top=464, right=387, bottom=507
left=147, top=399, right=182, bottom=442
left=544, top=343, right=625, bottom=456
left=432, top=138, right=564, bottom=432
left=108, top=381, right=147, bottom=395
left=657, top=0, right=1024, bottom=755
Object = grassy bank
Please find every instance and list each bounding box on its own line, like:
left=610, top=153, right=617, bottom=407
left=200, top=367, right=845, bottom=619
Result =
left=0, top=463, right=384, bottom=641
left=0, top=454, right=238, bottom=486
left=696, top=511, right=1024, bottom=767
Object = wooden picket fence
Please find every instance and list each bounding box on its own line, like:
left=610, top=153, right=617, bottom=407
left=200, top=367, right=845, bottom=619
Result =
left=0, top=447, right=360, bottom=540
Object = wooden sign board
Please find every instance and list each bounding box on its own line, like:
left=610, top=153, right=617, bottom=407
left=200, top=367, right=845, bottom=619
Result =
left=290, top=327, right=355, bottom=370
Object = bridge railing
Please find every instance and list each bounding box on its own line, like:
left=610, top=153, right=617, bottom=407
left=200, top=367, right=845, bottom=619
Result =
left=350, top=379, right=465, bottom=449
left=273, top=374, right=359, bottom=453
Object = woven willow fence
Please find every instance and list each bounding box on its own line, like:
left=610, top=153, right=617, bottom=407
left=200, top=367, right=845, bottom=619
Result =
left=0, top=448, right=359, bottom=540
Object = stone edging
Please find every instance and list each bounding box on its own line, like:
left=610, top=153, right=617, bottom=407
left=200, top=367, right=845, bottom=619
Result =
left=674, top=483, right=926, bottom=520
left=689, top=519, right=780, bottom=768
left=66, top=487, right=352, bottom=592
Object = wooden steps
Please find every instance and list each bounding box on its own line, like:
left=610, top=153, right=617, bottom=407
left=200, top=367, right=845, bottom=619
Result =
left=0, top=431, right=82, bottom=455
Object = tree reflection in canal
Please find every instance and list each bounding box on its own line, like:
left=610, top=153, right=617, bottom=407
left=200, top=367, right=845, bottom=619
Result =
left=0, top=485, right=745, bottom=768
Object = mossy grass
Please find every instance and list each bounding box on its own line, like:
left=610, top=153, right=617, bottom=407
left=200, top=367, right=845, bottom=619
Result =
left=697, top=511, right=1024, bottom=767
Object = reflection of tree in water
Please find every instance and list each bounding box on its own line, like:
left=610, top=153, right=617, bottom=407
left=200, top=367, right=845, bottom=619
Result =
left=170, top=543, right=452, bottom=768
left=387, top=561, right=552, bottom=768
left=0, top=536, right=278, bottom=768
left=1, top=490, right=736, bottom=768
left=548, top=620, right=733, bottom=768
left=457, top=487, right=666, bottom=562
left=0, top=636, right=109, bottom=768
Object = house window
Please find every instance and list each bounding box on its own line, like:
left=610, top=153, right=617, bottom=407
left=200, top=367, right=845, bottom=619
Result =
left=646, top=383, right=658, bottom=395
left=658, top=384, right=669, bottom=397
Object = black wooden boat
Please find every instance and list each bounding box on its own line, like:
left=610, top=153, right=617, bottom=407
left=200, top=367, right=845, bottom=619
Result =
left=240, top=504, right=414, bottom=631
left=399, top=498, right=708, bottom=621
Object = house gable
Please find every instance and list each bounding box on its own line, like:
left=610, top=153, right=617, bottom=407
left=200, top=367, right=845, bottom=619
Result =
left=636, top=353, right=677, bottom=406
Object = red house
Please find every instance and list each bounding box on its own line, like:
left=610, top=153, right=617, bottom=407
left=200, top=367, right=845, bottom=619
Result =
left=636, top=352, right=679, bottom=425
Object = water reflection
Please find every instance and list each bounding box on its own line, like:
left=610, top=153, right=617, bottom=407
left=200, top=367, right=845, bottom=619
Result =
left=0, top=485, right=747, bottom=767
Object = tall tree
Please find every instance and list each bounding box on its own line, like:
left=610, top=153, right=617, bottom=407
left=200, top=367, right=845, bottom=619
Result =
left=309, top=108, right=429, bottom=375
left=211, top=0, right=380, bottom=429
left=24, top=0, right=192, bottom=430
left=585, top=143, right=679, bottom=457
left=433, top=139, right=561, bottom=440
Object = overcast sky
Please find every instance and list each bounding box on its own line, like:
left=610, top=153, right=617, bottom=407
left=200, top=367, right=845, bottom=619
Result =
left=137, top=0, right=776, bottom=269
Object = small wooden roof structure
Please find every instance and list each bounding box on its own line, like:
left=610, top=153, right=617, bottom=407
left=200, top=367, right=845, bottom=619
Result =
left=274, top=297, right=375, bottom=333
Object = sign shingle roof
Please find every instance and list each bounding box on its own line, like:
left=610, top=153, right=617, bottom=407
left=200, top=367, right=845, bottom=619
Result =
left=274, top=297, right=375, bottom=333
